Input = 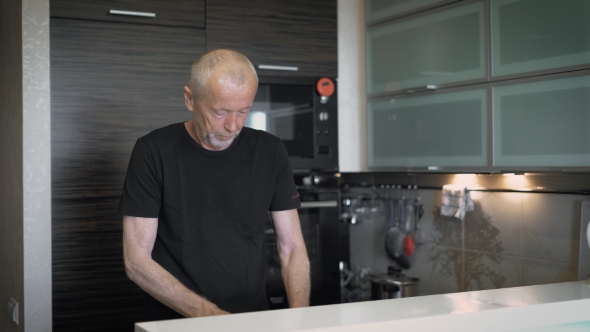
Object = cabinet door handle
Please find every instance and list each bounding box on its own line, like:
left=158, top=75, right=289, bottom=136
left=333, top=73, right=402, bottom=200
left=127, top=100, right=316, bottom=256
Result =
left=299, top=201, right=338, bottom=209
left=258, top=64, right=299, bottom=72
left=109, top=10, right=156, bottom=18
left=405, top=85, right=438, bottom=94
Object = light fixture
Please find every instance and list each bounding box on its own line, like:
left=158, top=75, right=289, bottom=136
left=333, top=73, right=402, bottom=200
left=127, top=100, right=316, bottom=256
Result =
left=452, top=174, right=478, bottom=187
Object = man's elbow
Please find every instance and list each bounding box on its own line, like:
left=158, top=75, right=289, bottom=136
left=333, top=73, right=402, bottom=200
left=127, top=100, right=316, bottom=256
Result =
left=282, top=242, right=309, bottom=266
left=124, top=258, right=135, bottom=281
left=124, top=254, right=142, bottom=283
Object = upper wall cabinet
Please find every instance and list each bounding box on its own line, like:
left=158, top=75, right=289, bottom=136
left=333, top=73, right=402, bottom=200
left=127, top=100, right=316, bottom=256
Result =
left=493, top=74, right=590, bottom=167
left=50, top=0, right=205, bottom=28
left=366, top=1, right=486, bottom=96
left=365, top=0, right=451, bottom=24
left=492, top=0, right=590, bottom=77
left=368, top=88, right=487, bottom=168
left=206, top=0, right=337, bottom=77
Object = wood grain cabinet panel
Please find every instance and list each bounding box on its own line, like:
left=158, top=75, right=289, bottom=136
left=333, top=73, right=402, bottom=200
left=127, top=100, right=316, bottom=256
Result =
left=51, top=18, right=205, bottom=332
left=51, top=0, right=205, bottom=28
left=206, top=0, right=337, bottom=77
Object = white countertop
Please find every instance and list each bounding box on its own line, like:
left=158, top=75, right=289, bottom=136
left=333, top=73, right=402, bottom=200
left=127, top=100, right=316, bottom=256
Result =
left=136, top=281, right=590, bottom=332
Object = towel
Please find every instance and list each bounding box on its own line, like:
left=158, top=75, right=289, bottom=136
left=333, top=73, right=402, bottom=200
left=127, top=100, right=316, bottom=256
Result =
left=440, top=185, right=474, bottom=221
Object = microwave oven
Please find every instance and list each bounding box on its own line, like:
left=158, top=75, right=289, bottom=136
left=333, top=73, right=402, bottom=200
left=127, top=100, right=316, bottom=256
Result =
left=245, top=76, right=338, bottom=171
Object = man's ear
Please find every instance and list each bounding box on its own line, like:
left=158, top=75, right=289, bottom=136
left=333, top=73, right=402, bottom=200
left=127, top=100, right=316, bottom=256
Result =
left=184, top=86, right=195, bottom=112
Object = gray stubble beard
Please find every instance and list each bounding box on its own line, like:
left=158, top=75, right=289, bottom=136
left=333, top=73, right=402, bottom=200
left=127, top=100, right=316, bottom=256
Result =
left=203, top=130, right=241, bottom=150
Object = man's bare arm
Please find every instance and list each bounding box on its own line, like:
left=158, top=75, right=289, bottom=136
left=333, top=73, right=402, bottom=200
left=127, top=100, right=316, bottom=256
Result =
left=271, top=209, right=310, bottom=308
left=123, top=215, right=229, bottom=317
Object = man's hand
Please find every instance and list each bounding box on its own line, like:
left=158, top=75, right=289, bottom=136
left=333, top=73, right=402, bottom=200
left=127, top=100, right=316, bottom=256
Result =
left=270, top=209, right=310, bottom=308
left=123, top=216, right=230, bottom=317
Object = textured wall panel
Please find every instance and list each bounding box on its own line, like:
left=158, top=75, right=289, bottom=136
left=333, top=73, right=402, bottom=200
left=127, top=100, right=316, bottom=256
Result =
left=22, top=0, right=53, bottom=331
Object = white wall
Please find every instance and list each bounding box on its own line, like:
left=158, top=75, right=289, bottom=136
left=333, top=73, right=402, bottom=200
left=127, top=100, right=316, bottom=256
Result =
left=0, top=0, right=52, bottom=331
left=22, top=0, right=52, bottom=330
left=337, top=0, right=369, bottom=172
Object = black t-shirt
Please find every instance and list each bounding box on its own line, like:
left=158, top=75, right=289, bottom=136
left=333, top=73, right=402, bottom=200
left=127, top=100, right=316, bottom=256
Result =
left=118, top=123, right=300, bottom=320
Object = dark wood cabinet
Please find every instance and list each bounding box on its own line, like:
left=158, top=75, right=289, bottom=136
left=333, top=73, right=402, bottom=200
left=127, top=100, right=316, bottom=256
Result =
left=51, top=0, right=205, bottom=28
left=49, top=1, right=337, bottom=330
left=50, top=18, right=205, bottom=332
left=206, top=0, right=337, bottom=77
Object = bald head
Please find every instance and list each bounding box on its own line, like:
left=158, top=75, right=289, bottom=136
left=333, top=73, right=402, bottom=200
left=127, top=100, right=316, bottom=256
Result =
left=188, top=49, right=258, bottom=101
left=183, top=49, right=259, bottom=151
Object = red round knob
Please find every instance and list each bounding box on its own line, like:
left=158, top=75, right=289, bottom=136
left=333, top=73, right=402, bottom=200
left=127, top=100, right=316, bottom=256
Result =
left=316, top=78, right=335, bottom=97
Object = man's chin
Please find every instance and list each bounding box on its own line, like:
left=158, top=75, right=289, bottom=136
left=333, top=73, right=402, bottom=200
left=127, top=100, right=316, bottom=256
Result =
left=208, top=136, right=235, bottom=150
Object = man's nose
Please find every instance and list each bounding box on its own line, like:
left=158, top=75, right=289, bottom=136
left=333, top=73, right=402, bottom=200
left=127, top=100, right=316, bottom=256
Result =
left=224, top=112, right=240, bottom=133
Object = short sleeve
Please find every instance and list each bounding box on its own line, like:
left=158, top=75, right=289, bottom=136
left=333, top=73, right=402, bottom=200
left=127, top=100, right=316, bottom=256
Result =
left=269, top=141, right=301, bottom=211
left=118, top=139, right=162, bottom=218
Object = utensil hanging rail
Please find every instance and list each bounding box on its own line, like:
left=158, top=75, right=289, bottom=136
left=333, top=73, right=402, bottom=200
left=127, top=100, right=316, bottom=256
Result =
left=341, top=183, right=590, bottom=196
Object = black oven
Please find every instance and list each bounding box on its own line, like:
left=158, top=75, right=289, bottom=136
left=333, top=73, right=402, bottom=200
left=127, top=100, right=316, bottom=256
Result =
left=246, top=76, right=338, bottom=171
left=264, top=173, right=348, bottom=309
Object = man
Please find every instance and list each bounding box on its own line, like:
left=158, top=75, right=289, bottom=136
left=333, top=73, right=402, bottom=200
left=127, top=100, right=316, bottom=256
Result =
left=119, top=49, right=310, bottom=321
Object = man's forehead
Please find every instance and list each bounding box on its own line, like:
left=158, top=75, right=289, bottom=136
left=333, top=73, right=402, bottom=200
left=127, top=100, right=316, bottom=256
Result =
left=206, top=75, right=258, bottom=94
left=208, top=68, right=257, bottom=85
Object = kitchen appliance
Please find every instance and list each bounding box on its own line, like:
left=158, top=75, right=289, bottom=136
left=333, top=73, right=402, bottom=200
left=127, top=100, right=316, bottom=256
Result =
left=369, top=267, right=419, bottom=300
left=245, top=76, right=338, bottom=171
left=265, top=172, right=348, bottom=308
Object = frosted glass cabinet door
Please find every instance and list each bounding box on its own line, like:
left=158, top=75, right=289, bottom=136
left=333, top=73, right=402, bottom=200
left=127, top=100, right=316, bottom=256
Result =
left=492, top=0, right=590, bottom=77
left=365, top=0, right=447, bottom=23
left=368, top=89, right=487, bottom=168
left=366, top=1, right=485, bottom=95
left=493, top=75, right=590, bottom=167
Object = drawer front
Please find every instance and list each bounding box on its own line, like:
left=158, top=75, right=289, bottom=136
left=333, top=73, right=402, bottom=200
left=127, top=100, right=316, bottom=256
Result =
left=51, top=0, right=205, bottom=28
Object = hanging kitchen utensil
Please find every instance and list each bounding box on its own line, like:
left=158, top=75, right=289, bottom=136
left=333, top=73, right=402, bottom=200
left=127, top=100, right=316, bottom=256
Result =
left=397, top=197, right=405, bottom=230
left=384, top=198, right=401, bottom=255
left=418, top=203, right=424, bottom=220
left=403, top=234, right=415, bottom=256
left=413, top=224, right=425, bottom=246
left=413, top=199, right=425, bottom=246
left=404, top=200, right=415, bottom=234
left=384, top=198, right=409, bottom=269
left=402, top=199, right=415, bottom=256
left=396, top=197, right=411, bottom=267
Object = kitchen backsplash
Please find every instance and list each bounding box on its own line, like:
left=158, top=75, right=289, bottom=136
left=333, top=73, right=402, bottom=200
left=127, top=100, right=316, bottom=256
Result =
left=343, top=173, right=589, bottom=296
